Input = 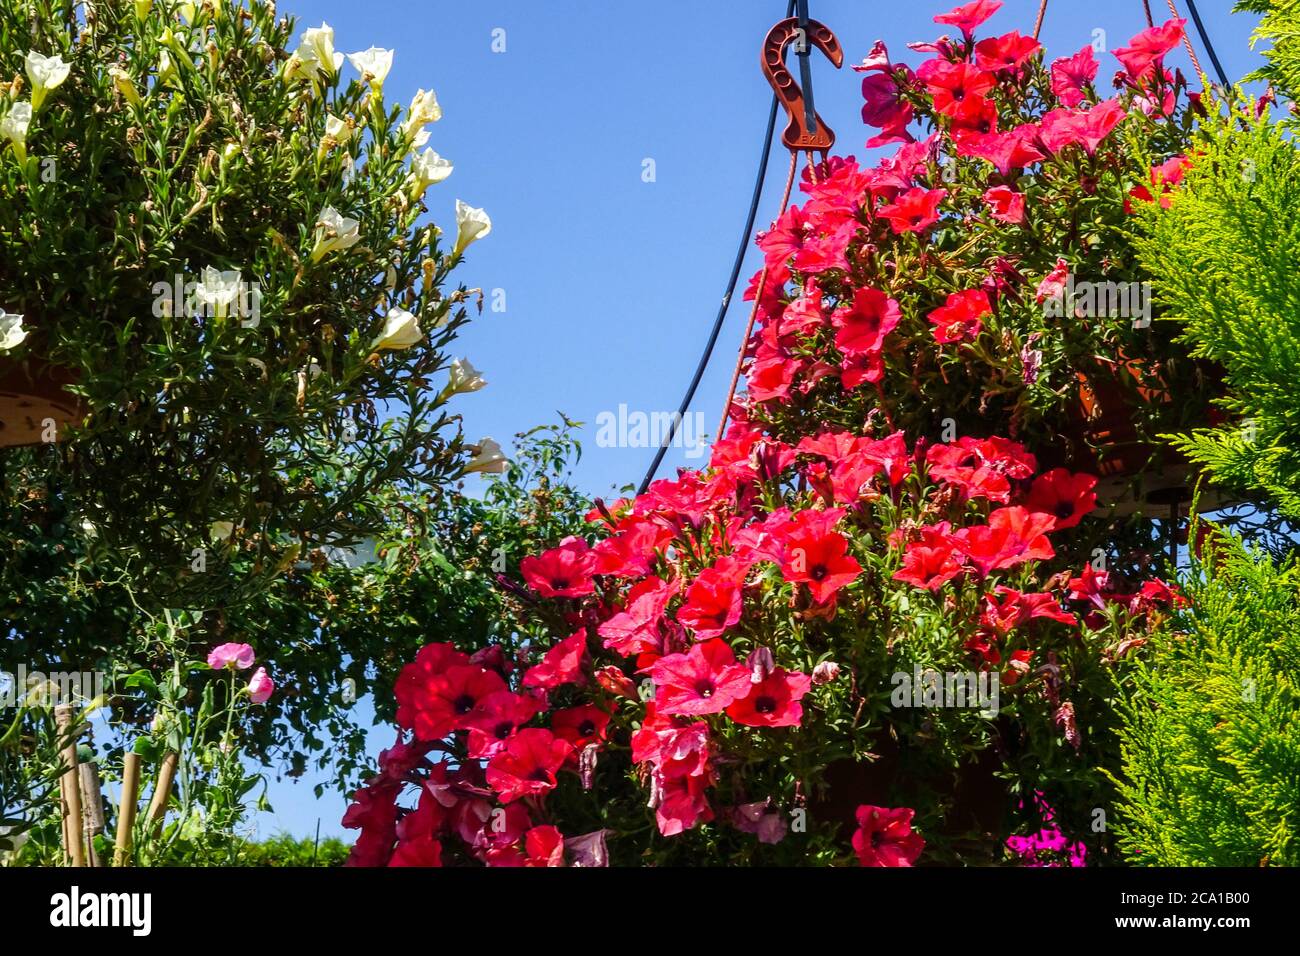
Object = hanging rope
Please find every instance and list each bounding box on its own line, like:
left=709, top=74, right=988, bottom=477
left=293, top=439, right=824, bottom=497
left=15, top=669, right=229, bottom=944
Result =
left=637, top=2, right=796, bottom=496
left=1164, top=0, right=1209, bottom=87
left=1032, top=0, right=1049, bottom=41
left=716, top=152, right=801, bottom=442
left=1142, top=0, right=1155, bottom=28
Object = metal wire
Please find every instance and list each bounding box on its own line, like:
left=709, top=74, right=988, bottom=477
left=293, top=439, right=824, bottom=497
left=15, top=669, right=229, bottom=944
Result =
left=637, top=0, right=796, bottom=496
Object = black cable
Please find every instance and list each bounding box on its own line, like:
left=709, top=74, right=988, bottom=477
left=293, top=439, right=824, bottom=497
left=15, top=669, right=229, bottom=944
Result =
left=636, top=0, right=796, bottom=496
left=1185, top=0, right=1231, bottom=88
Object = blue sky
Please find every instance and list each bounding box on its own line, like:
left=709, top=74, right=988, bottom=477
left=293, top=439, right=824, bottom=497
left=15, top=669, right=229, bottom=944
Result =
left=255, top=0, right=1265, bottom=841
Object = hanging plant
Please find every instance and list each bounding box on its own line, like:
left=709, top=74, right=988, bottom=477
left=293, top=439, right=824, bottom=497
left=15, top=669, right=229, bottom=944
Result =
left=740, top=3, right=1220, bottom=513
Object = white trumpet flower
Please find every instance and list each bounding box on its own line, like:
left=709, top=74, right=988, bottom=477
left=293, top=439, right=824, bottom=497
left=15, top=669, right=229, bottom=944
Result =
left=347, top=47, right=394, bottom=90
left=371, top=306, right=422, bottom=352
left=447, top=358, right=487, bottom=395
left=465, top=438, right=508, bottom=475
left=453, top=200, right=492, bottom=255
left=309, top=205, right=360, bottom=262
left=25, top=52, right=70, bottom=111
left=0, top=310, right=28, bottom=351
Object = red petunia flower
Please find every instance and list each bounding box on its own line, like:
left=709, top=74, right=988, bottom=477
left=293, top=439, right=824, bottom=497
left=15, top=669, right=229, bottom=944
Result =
left=485, top=728, right=574, bottom=803
left=1050, top=46, right=1098, bottom=107
left=677, top=556, right=747, bottom=640
left=654, top=769, right=715, bottom=837
left=926, top=62, right=996, bottom=119
left=1040, top=99, right=1127, bottom=156
left=928, top=288, right=991, bottom=344
left=725, top=668, right=813, bottom=728
left=465, top=690, right=545, bottom=760
left=833, top=286, right=901, bottom=357
left=598, top=576, right=678, bottom=658
left=388, top=834, right=443, bottom=868
left=982, top=185, right=1025, bottom=224
left=551, top=704, right=611, bottom=750
left=952, top=506, right=1055, bottom=576
left=631, top=701, right=712, bottom=779
left=644, top=639, right=754, bottom=716
left=522, top=629, right=590, bottom=691
left=406, top=664, right=509, bottom=741
left=933, top=0, right=1003, bottom=38
left=852, top=805, right=925, bottom=866
left=981, top=586, right=1075, bottom=634
left=524, top=826, right=567, bottom=867
left=953, top=124, right=1044, bottom=176
left=1035, top=257, right=1070, bottom=303
left=1113, top=19, right=1186, bottom=83
left=974, top=31, right=1041, bottom=75
left=780, top=528, right=863, bottom=604
left=894, top=539, right=966, bottom=591
left=520, top=535, right=596, bottom=599
left=878, top=187, right=947, bottom=234
left=1125, top=155, right=1191, bottom=213
left=394, top=642, right=471, bottom=733
left=1023, top=468, right=1098, bottom=530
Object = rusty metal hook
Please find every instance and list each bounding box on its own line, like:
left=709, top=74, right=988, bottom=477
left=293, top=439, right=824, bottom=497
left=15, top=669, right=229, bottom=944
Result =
left=761, top=15, right=843, bottom=155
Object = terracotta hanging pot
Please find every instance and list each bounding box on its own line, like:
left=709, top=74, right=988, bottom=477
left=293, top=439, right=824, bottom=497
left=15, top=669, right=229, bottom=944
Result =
left=1050, top=355, right=1230, bottom=517
left=0, top=358, right=83, bottom=448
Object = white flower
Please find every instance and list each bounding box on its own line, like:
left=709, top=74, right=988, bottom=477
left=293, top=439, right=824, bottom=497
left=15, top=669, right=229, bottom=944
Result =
left=157, top=49, right=179, bottom=87
left=209, top=521, right=234, bottom=542
left=403, top=88, right=441, bottom=135
left=0, top=310, right=27, bottom=351
left=304, top=25, right=343, bottom=74
left=109, top=65, right=142, bottom=106
left=25, top=52, right=70, bottom=111
left=447, top=358, right=487, bottom=395
left=310, top=205, right=360, bottom=262
left=319, top=113, right=353, bottom=158
left=347, top=47, right=394, bottom=89
left=1, top=103, right=32, bottom=161
left=371, top=306, right=422, bottom=352
left=408, top=148, right=453, bottom=197
left=453, top=200, right=492, bottom=255
left=408, top=128, right=430, bottom=153
left=193, top=266, right=242, bottom=318
left=465, top=438, right=508, bottom=475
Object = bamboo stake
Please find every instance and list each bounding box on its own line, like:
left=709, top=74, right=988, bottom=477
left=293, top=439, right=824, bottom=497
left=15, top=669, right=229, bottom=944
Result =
left=146, top=751, right=179, bottom=833
left=53, top=704, right=86, bottom=868
left=78, top=762, right=106, bottom=867
left=113, top=752, right=142, bottom=867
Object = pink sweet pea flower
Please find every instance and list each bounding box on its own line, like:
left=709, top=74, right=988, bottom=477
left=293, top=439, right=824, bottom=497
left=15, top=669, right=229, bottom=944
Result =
left=247, top=667, right=275, bottom=704
left=207, top=642, right=255, bottom=671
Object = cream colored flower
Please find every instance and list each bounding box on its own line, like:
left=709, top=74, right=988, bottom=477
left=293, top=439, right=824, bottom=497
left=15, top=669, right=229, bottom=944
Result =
left=194, top=266, right=242, bottom=318
left=286, top=24, right=342, bottom=84
left=408, top=148, right=453, bottom=198
left=0, top=310, right=27, bottom=351
left=25, top=52, right=70, bottom=111
left=347, top=47, right=394, bottom=90
left=319, top=113, right=354, bottom=158
left=465, top=438, right=508, bottom=475
left=134, top=0, right=153, bottom=19
left=447, top=358, right=487, bottom=395
left=403, top=88, right=441, bottom=136
left=309, top=205, right=360, bottom=262
left=109, top=65, right=142, bottom=106
left=1, top=103, right=32, bottom=162
left=158, top=49, right=179, bottom=88
left=453, top=200, right=492, bottom=255
left=371, top=306, right=422, bottom=352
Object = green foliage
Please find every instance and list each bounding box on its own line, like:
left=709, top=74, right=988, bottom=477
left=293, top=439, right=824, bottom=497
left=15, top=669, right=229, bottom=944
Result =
left=1134, top=106, right=1300, bottom=516
left=1237, top=0, right=1300, bottom=106
left=0, top=0, right=474, bottom=609
left=1112, top=529, right=1300, bottom=866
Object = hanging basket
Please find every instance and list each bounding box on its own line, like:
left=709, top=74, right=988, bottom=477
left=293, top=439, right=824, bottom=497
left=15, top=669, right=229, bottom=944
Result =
left=0, top=358, right=83, bottom=448
left=1053, top=356, right=1231, bottom=516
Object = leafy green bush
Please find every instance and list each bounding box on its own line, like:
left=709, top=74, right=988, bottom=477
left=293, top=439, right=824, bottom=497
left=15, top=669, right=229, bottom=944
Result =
left=1134, top=105, right=1300, bottom=516
left=0, top=0, right=479, bottom=608
left=1112, top=528, right=1300, bottom=866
